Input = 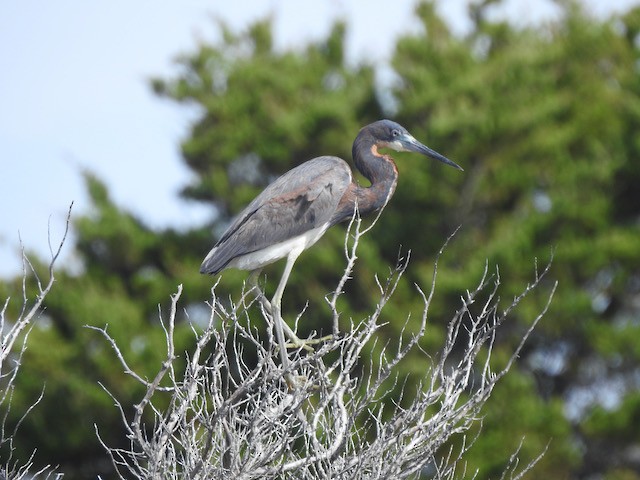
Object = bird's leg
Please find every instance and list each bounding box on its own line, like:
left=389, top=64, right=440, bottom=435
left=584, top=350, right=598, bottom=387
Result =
left=248, top=269, right=310, bottom=346
left=270, top=250, right=320, bottom=389
left=270, top=249, right=302, bottom=358
left=250, top=254, right=331, bottom=356
left=271, top=300, right=291, bottom=373
left=271, top=250, right=333, bottom=351
left=247, top=269, right=294, bottom=373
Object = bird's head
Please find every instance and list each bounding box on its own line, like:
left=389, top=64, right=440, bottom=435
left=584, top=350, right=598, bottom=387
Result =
left=371, top=119, right=463, bottom=171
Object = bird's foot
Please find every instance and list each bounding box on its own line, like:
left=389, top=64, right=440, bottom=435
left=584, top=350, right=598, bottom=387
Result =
left=284, top=334, right=333, bottom=352
left=284, top=373, right=324, bottom=392
left=285, top=373, right=309, bottom=390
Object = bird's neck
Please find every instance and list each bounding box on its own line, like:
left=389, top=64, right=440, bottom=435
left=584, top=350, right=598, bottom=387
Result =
left=351, top=130, right=399, bottom=215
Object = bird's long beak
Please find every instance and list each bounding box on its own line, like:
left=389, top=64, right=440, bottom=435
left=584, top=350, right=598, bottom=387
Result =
left=401, top=134, right=463, bottom=171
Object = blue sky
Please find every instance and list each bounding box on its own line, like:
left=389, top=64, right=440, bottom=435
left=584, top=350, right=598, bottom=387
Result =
left=0, top=0, right=636, bottom=276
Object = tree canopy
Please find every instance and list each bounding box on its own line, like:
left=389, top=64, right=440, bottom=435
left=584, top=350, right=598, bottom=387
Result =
left=2, top=1, right=640, bottom=478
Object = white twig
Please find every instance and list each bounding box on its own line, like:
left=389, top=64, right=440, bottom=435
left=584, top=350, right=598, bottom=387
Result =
left=0, top=202, right=73, bottom=479
left=96, top=222, right=553, bottom=479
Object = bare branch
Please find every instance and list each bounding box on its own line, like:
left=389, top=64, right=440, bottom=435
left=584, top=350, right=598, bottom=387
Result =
left=0, top=203, right=73, bottom=479
left=96, top=221, right=552, bottom=479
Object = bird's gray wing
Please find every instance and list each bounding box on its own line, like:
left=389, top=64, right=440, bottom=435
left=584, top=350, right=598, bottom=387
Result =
left=201, top=156, right=352, bottom=274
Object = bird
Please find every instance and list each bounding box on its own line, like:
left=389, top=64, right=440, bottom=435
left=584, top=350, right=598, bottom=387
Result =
left=200, top=119, right=462, bottom=369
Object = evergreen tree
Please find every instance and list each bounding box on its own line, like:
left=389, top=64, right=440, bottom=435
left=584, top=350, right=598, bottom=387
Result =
left=390, top=2, right=640, bottom=477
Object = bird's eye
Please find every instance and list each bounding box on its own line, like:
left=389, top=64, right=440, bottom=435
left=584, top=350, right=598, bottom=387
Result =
left=392, top=129, right=400, bottom=137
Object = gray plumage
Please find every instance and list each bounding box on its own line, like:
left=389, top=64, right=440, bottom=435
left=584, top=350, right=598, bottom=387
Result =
left=200, top=156, right=351, bottom=275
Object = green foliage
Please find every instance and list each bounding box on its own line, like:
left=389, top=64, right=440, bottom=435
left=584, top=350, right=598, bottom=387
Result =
left=2, top=1, right=640, bottom=478
left=152, top=19, right=381, bottom=208
left=464, top=370, right=578, bottom=478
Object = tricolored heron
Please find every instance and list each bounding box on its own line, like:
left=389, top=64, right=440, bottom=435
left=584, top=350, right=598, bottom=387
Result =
left=201, top=119, right=462, bottom=370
